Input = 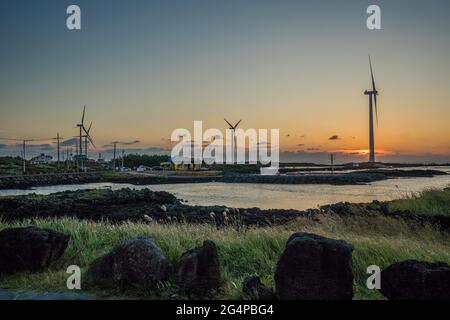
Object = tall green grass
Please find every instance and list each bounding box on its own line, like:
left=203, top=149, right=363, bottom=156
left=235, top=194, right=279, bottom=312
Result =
left=1, top=214, right=448, bottom=300
left=389, top=187, right=450, bottom=216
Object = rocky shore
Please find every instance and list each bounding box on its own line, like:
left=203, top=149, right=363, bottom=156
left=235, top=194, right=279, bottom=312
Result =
left=0, top=169, right=446, bottom=190
left=0, top=173, right=102, bottom=190
left=0, top=188, right=448, bottom=231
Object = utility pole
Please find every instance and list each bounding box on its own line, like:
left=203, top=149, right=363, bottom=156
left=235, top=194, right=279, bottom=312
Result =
left=113, top=142, right=117, bottom=170
left=53, top=133, right=63, bottom=164
left=21, top=139, right=34, bottom=174
left=121, top=149, right=125, bottom=169
left=22, top=140, right=26, bottom=174
left=329, top=153, right=335, bottom=174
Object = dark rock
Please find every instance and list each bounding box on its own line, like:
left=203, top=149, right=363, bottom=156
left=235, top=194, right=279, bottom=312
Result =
left=380, top=260, right=450, bottom=300
left=88, top=236, right=171, bottom=290
left=242, top=276, right=276, bottom=300
left=177, top=240, right=220, bottom=294
left=0, top=227, right=69, bottom=275
left=275, top=232, right=354, bottom=300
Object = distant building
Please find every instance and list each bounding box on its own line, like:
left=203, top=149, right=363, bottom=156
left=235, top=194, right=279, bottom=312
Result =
left=30, top=153, right=53, bottom=165
left=160, top=158, right=202, bottom=171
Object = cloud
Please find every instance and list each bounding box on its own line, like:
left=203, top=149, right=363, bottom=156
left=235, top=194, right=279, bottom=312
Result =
left=121, top=140, right=141, bottom=145
left=297, top=144, right=305, bottom=147
left=61, top=138, right=78, bottom=147
left=103, top=140, right=141, bottom=148
left=307, top=147, right=320, bottom=151
left=34, top=144, right=54, bottom=151
left=328, top=135, right=339, bottom=141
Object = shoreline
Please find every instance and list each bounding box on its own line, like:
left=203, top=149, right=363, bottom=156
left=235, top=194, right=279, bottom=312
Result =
left=0, top=187, right=448, bottom=300
left=1, top=187, right=448, bottom=231
left=0, top=168, right=446, bottom=190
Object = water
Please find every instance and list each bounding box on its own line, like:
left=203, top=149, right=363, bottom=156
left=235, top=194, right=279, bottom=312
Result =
left=1, top=167, right=449, bottom=210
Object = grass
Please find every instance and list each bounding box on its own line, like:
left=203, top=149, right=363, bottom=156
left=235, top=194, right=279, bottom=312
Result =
left=0, top=213, right=448, bottom=300
left=388, top=187, right=450, bottom=216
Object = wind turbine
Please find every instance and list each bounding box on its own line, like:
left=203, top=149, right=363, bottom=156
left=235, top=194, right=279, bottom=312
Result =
left=224, top=118, right=242, bottom=163
left=83, top=121, right=95, bottom=158
left=76, top=106, right=86, bottom=157
left=364, top=56, right=379, bottom=163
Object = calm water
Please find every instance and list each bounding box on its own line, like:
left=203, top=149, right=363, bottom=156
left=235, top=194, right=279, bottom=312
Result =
left=1, top=167, right=449, bottom=210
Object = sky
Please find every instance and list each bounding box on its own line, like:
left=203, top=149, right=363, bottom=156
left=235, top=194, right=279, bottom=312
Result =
left=0, top=0, right=449, bottom=163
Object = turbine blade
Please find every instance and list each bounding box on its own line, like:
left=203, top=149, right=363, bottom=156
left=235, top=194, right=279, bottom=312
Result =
left=234, top=120, right=242, bottom=128
left=369, top=56, right=379, bottom=127
left=87, top=135, right=96, bottom=149
left=82, top=123, right=92, bottom=135
left=81, top=105, right=86, bottom=124
left=224, top=118, right=233, bottom=128
left=369, top=56, right=377, bottom=92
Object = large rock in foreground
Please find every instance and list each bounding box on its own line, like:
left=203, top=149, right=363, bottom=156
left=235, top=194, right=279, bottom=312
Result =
left=0, top=227, right=69, bottom=275
left=88, top=236, right=171, bottom=290
left=275, top=232, right=354, bottom=300
left=177, top=240, right=220, bottom=294
left=380, top=260, right=450, bottom=300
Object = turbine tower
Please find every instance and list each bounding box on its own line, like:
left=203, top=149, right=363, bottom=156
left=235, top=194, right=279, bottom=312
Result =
left=364, top=56, right=379, bottom=163
left=76, top=105, right=95, bottom=159
left=224, top=118, right=242, bottom=163
left=76, top=105, right=86, bottom=157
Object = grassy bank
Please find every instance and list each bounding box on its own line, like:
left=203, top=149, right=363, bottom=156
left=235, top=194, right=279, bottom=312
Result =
left=0, top=213, right=448, bottom=300
left=389, top=187, right=450, bottom=216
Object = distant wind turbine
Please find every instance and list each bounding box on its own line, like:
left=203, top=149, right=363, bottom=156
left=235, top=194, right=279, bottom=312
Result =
left=76, top=105, right=86, bottom=157
left=364, top=56, right=380, bottom=163
left=224, top=118, right=242, bottom=163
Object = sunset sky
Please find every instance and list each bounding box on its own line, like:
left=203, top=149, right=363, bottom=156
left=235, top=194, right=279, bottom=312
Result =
left=0, top=0, right=449, bottom=163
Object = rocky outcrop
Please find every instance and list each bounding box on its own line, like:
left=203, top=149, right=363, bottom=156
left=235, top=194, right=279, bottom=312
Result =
left=0, top=188, right=180, bottom=223
left=242, top=276, right=276, bottom=300
left=321, top=201, right=450, bottom=232
left=380, top=260, right=450, bottom=300
left=177, top=240, right=221, bottom=294
left=0, top=188, right=308, bottom=226
left=0, top=173, right=101, bottom=190
left=275, top=232, right=354, bottom=300
left=1, top=187, right=448, bottom=230
left=88, top=236, right=171, bottom=290
left=0, top=227, right=69, bottom=275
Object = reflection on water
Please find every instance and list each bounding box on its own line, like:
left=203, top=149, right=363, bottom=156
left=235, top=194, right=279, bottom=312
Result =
left=1, top=171, right=449, bottom=210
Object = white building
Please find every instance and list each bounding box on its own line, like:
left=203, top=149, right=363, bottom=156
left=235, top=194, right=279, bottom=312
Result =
left=30, top=153, right=53, bottom=165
